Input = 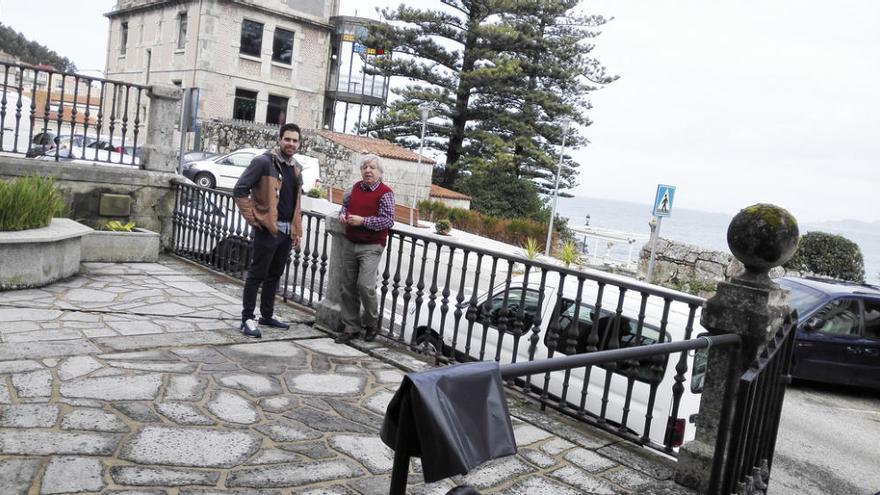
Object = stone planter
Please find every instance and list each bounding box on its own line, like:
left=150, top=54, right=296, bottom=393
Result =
left=0, top=218, right=93, bottom=290
left=81, top=227, right=161, bottom=263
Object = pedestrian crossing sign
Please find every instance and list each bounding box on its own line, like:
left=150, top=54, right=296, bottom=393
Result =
left=652, top=184, right=676, bottom=217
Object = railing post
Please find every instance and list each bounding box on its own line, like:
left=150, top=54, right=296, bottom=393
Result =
left=675, top=204, right=799, bottom=492
left=141, top=84, right=182, bottom=173
left=315, top=214, right=346, bottom=332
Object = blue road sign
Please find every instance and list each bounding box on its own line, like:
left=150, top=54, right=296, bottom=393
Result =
left=652, top=184, right=676, bottom=217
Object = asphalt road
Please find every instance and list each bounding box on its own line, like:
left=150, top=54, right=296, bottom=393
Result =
left=770, top=381, right=880, bottom=495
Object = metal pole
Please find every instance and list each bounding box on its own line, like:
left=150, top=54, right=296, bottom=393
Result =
left=544, top=120, right=570, bottom=257
left=409, top=106, right=429, bottom=226
left=646, top=215, right=662, bottom=283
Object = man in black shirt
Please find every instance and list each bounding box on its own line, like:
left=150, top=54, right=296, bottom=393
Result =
left=232, top=123, right=304, bottom=338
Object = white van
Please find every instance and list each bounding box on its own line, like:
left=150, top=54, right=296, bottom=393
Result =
left=398, top=270, right=706, bottom=449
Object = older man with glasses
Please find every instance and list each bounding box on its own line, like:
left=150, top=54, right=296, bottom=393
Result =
left=335, top=154, right=395, bottom=344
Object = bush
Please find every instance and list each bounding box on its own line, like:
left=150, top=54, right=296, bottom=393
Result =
left=416, top=199, right=549, bottom=247
left=435, top=219, right=452, bottom=235
left=103, top=221, right=136, bottom=232
left=783, top=231, right=865, bottom=283
left=306, top=187, right=324, bottom=198
left=558, top=240, right=581, bottom=267
left=0, top=175, right=65, bottom=232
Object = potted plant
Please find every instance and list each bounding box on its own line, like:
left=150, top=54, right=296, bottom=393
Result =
left=0, top=175, right=91, bottom=289
left=80, top=219, right=160, bottom=263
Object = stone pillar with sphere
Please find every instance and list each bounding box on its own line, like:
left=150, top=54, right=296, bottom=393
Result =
left=675, top=204, right=799, bottom=492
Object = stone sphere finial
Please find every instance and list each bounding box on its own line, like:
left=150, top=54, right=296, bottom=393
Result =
left=727, top=203, right=799, bottom=282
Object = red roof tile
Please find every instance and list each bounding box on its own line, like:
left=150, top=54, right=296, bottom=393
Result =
left=315, top=130, right=435, bottom=165
left=429, top=184, right=471, bottom=200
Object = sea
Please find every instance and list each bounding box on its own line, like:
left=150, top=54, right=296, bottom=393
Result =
left=555, top=196, right=880, bottom=285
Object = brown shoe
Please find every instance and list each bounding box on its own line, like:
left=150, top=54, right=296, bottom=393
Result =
left=363, top=327, right=379, bottom=342
left=334, top=332, right=355, bottom=344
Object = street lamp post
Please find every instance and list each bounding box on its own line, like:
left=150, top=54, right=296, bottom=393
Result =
left=409, top=104, right=431, bottom=226
left=544, top=117, right=572, bottom=256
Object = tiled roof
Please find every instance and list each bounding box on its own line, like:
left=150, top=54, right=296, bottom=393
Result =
left=429, top=184, right=471, bottom=200
left=315, top=130, right=436, bottom=165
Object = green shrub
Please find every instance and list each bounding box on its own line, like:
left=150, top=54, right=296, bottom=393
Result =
left=306, top=187, right=323, bottom=198
left=0, top=175, right=65, bottom=232
left=783, top=231, right=865, bottom=283
left=435, top=219, right=452, bottom=235
left=520, top=237, right=542, bottom=260
left=103, top=220, right=136, bottom=232
left=558, top=240, right=581, bottom=267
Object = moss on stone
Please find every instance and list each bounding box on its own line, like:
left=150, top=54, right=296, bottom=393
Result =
left=742, top=203, right=796, bottom=230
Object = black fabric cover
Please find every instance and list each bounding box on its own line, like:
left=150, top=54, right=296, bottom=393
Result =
left=380, top=361, right=517, bottom=483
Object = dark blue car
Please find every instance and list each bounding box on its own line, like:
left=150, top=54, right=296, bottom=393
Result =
left=776, top=277, right=880, bottom=390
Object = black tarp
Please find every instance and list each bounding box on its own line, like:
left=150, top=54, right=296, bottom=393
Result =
left=380, top=361, right=517, bottom=483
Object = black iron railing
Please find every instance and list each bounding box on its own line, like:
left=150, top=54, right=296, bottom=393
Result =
left=373, top=228, right=709, bottom=455
left=709, top=310, right=798, bottom=495
left=0, top=62, right=146, bottom=166
left=170, top=183, right=329, bottom=306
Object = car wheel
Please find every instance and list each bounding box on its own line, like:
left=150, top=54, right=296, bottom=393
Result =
left=211, top=236, right=252, bottom=272
left=194, top=173, right=216, bottom=189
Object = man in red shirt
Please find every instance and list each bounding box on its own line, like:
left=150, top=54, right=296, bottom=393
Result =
left=335, top=154, right=395, bottom=344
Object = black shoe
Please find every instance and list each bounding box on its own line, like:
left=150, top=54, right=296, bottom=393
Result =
left=363, top=327, right=379, bottom=342
left=240, top=319, right=261, bottom=338
left=259, top=317, right=290, bottom=329
left=334, top=333, right=355, bottom=344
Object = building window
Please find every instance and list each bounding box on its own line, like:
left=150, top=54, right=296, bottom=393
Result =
left=266, top=95, right=288, bottom=125
left=120, top=22, right=129, bottom=55
left=240, top=19, right=263, bottom=57
left=272, top=28, right=294, bottom=64
left=177, top=12, right=188, bottom=49
left=233, top=88, right=258, bottom=121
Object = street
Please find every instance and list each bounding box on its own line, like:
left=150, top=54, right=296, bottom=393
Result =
left=771, top=382, right=880, bottom=495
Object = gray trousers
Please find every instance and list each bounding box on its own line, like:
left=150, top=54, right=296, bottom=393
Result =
left=340, top=238, right=384, bottom=335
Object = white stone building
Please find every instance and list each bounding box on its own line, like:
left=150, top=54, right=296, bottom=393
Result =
left=104, top=0, right=338, bottom=129
left=303, top=130, right=435, bottom=217
left=429, top=184, right=471, bottom=210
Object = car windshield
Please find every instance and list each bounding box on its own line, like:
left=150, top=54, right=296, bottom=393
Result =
left=776, top=279, right=827, bottom=318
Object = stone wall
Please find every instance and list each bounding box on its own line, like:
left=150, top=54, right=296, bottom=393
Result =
left=638, top=238, right=785, bottom=297
left=0, top=156, right=181, bottom=249
left=199, top=118, right=280, bottom=154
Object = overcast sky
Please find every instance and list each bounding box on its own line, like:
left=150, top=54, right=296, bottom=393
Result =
left=1, top=0, right=878, bottom=223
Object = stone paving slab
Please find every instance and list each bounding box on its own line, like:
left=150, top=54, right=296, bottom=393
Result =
left=0, top=256, right=698, bottom=494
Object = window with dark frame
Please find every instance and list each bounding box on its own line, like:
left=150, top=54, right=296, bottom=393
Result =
left=240, top=19, right=263, bottom=57
left=121, top=22, right=129, bottom=55
left=233, top=88, right=258, bottom=121
left=272, top=28, right=294, bottom=64
left=177, top=12, right=187, bottom=49
left=266, top=95, right=289, bottom=125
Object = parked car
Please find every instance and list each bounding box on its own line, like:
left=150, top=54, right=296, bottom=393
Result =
left=398, top=271, right=707, bottom=447
left=776, top=276, right=880, bottom=390
left=179, top=150, right=218, bottom=163
left=182, top=148, right=321, bottom=191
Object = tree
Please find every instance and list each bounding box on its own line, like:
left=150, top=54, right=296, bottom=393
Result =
left=0, top=23, right=77, bottom=72
left=783, top=231, right=865, bottom=283
left=365, top=1, right=615, bottom=217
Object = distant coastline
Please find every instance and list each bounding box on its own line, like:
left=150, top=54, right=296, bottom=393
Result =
left=556, top=196, right=880, bottom=285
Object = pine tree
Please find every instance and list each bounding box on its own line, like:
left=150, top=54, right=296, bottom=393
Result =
left=365, top=1, right=615, bottom=218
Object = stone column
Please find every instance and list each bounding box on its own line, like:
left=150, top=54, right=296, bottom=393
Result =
left=315, top=214, right=346, bottom=333
left=141, top=85, right=182, bottom=173
left=675, top=204, right=799, bottom=492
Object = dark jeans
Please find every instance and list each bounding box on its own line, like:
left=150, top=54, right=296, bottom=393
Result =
left=241, top=228, right=292, bottom=322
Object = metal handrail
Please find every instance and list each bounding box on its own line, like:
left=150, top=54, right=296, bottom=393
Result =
left=500, top=333, right=741, bottom=379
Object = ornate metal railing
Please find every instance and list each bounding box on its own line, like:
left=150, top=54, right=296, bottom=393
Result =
left=0, top=62, right=147, bottom=166
left=709, top=310, right=798, bottom=494
left=170, top=182, right=329, bottom=306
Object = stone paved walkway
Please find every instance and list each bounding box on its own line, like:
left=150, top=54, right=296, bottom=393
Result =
left=0, top=256, right=695, bottom=494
